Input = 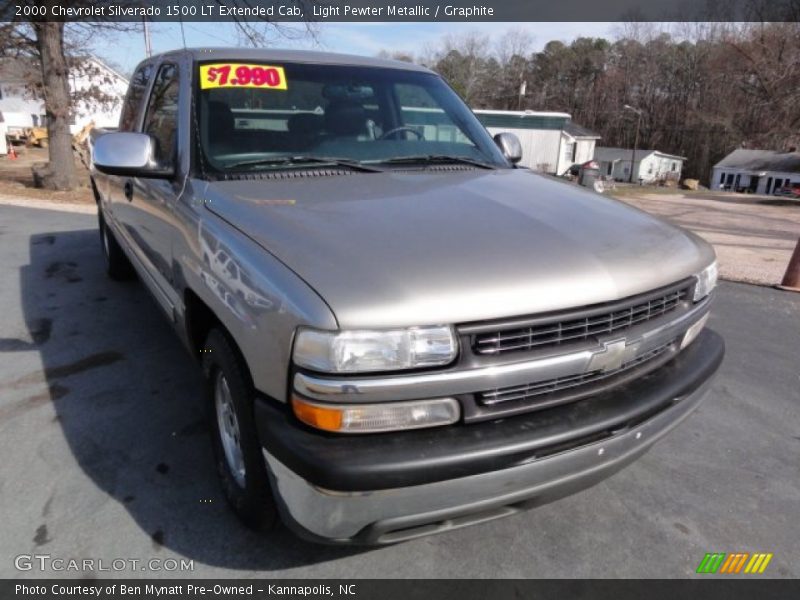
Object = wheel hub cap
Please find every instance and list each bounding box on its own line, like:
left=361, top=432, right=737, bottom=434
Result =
left=214, top=372, right=246, bottom=487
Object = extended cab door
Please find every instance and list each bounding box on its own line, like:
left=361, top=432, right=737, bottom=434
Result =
left=104, top=62, right=153, bottom=225
left=114, top=61, right=185, bottom=317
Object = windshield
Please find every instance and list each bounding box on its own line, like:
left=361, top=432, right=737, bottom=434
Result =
left=195, top=61, right=508, bottom=173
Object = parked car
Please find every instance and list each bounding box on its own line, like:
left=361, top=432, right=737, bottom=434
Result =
left=90, top=48, right=724, bottom=544
left=774, top=182, right=800, bottom=199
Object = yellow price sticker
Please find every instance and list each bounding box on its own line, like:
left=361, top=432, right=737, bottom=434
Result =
left=199, top=63, right=287, bottom=90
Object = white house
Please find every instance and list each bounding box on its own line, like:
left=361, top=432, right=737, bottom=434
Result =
left=0, top=55, right=128, bottom=148
left=594, top=147, right=686, bottom=183
left=473, top=110, right=599, bottom=175
left=711, top=148, right=800, bottom=194
left=559, top=121, right=602, bottom=175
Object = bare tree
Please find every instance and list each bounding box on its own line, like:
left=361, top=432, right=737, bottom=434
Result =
left=2, top=11, right=142, bottom=190
left=33, top=22, right=76, bottom=189
left=379, top=20, right=800, bottom=183
left=377, top=50, right=416, bottom=63
left=431, top=32, right=491, bottom=104
left=493, top=29, right=533, bottom=109
left=3, top=1, right=316, bottom=191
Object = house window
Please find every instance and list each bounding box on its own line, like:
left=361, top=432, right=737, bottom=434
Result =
left=647, top=163, right=653, bottom=174
left=671, top=162, right=677, bottom=172
left=31, top=114, right=38, bottom=127
left=719, top=172, right=725, bottom=184
left=563, top=142, right=575, bottom=163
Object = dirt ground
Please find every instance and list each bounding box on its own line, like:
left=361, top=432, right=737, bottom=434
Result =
left=612, top=190, right=800, bottom=287
left=0, top=145, right=94, bottom=204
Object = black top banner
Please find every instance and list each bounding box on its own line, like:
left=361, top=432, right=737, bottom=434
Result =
left=3, top=0, right=800, bottom=22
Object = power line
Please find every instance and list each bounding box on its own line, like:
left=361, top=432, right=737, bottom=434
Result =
left=185, top=23, right=235, bottom=46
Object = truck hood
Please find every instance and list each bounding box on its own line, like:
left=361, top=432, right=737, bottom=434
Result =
left=202, top=169, right=714, bottom=328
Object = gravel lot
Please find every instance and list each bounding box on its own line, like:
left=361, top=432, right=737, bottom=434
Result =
left=0, top=203, right=798, bottom=579
left=614, top=191, right=800, bottom=286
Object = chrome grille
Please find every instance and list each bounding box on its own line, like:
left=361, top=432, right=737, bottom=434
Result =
left=478, top=341, right=674, bottom=406
left=472, top=285, right=690, bottom=356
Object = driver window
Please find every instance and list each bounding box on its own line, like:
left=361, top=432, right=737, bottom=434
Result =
left=119, top=63, right=153, bottom=132
left=143, top=63, right=180, bottom=168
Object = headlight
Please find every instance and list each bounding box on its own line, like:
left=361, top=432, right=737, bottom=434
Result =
left=292, top=395, right=460, bottom=433
left=293, top=326, right=458, bottom=373
left=693, top=261, right=718, bottom=301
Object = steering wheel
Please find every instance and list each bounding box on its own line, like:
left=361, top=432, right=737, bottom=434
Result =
left=379, top=126, right=424, bottom=140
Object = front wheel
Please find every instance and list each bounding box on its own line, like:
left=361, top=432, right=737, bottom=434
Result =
left=203, top=329, right=278, bottom=531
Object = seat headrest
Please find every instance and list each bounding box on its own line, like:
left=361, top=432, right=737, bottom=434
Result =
left=324, top=101, right=367, bottom=136
left=288, top=113, right=323, bottom=136
left=207, top=101, right=234, bottom=145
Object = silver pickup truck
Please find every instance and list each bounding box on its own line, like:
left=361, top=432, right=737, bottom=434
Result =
left=90, top=48, right=724, bottom=544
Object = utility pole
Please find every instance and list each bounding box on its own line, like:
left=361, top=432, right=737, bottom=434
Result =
left=143, top=18, right=152, bottom=58
left=624, top=104, right=642, bottom=184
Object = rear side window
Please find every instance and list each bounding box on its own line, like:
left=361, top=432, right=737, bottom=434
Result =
left=142, top=64, right=180, bottom=168
left=119, top=63, right=153, bottom=132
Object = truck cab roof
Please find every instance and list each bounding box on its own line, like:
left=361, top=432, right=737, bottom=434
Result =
left=144, top=47, right=434, bottom=74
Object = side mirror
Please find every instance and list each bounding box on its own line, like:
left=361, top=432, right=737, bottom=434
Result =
left=493, top=132, right=522, bottom=164
left=92, top=132, right=173, bottom=178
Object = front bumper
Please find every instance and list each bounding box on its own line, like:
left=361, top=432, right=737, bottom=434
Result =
left=256, top=329, right=724, bottom=544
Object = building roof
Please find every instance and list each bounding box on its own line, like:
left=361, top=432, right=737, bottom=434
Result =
left=563, top=121, right=601, bottom=139
left=0, top=55, right=128, bottom=85
left=474, top=109, right=572, bottom=119
left=595, top=147, right=686, bottom=161
left=713, top=148, right=800, bottom=173
left=474, top=109, right=571, bottom=131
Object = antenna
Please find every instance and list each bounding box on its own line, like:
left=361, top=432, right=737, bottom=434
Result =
left=179, top=18, right=187, bottom=49
left=143, top=18, right=152, bottom=57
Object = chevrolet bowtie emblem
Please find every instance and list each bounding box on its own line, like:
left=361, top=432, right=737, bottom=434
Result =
left=588, top=338, right=641, bottom=373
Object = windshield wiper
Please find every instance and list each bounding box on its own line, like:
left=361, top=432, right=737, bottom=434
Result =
left=226, top=155, right=384, bottom=173
left=373, top=155, right=497, bottom=170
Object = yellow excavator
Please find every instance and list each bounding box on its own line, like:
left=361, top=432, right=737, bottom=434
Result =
left=21, top=121, right=96, bottom=152
left=23, top=126, right=49, bottom=148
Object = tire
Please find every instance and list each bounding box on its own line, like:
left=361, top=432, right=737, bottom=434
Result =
left=98, top=210, right=134, bottom=281
left=202, top=328, right=278, bottom=531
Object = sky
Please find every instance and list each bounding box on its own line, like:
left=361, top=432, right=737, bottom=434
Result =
left=93, top=22, right=619, bottom=75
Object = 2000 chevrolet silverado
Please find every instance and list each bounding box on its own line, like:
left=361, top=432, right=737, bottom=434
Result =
left=90, top=48, right=724, bottom=544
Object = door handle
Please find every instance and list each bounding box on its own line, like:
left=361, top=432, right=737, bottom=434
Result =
left=124, top=180, right=133, bottom=201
